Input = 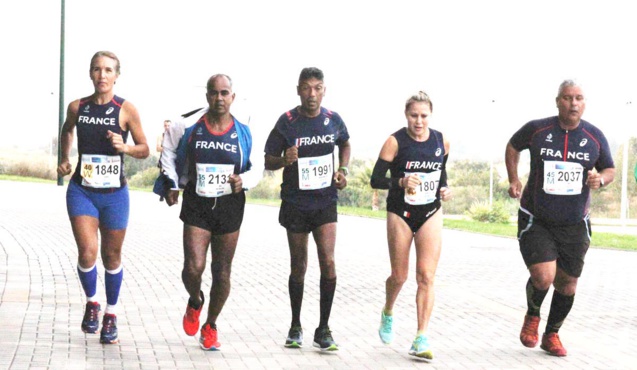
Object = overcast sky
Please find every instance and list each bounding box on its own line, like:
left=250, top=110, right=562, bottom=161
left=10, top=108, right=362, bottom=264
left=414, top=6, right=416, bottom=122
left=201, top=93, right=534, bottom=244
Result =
left=2, top=0, right=636, bottom=161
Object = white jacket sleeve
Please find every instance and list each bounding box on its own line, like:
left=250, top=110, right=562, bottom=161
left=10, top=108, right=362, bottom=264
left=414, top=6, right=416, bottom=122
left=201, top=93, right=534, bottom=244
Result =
left=240, top=156, right=263, bottom=191
left=159, top=108, right=208, bottom=189
left=158, top=120, right=186, bottom=190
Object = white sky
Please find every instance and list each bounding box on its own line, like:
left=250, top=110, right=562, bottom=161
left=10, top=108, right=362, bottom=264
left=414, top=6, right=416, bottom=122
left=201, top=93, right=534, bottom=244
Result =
left=2, top=0, right=636, bottom=161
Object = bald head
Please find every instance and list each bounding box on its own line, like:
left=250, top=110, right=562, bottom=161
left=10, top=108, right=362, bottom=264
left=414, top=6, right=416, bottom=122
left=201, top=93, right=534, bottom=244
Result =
left=206, top=74, right=235, bottom=117
left=207, top=74, right=233, bottom=92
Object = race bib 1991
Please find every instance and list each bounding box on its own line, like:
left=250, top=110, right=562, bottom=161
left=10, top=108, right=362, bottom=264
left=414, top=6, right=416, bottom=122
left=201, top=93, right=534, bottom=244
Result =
left=80, top=154, right=121, bottom=188
left=298, top=153, right=333, bottom=190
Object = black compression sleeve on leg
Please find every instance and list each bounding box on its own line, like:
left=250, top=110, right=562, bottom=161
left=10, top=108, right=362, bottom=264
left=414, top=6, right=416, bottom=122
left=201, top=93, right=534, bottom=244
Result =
left=289, top=276, right=304, bottom=327
left=319, top=276, right=337, bottom=329
left=545, top=290, right=575, bottom=333
left=525, top=278, right=549, bottom=316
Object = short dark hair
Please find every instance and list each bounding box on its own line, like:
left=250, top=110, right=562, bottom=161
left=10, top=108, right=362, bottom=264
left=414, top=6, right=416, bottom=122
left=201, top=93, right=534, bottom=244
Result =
left=299, top=67, right=324, bottom=83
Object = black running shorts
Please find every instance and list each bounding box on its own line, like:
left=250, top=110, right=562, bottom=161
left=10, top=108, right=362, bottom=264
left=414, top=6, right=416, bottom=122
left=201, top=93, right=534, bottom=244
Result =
left=517, top=209, right=591, bottom=277
left=279, top=200, right=337, bottom=233
left=180, top=184, right=245, bottom=235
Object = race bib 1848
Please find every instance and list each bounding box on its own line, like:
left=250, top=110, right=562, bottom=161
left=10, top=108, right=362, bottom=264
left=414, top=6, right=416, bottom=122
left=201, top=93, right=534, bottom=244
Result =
left=80, top=154, right=121, bottom=188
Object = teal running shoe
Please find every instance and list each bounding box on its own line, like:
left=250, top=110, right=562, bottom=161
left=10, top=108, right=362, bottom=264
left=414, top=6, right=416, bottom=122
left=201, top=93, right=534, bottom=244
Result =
left=408, top=334, right=433, bottom=359
left=378, top=311, right=394, bottom=344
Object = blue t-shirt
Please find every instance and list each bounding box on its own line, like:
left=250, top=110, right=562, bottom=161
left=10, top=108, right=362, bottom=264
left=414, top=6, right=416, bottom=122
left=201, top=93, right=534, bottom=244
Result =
left=264, top=107, right=349, bottom=210
left=509, top=116, right=614, bottom=225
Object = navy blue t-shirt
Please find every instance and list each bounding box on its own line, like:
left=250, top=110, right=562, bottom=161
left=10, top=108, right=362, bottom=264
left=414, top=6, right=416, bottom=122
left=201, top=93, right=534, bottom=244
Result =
left=509, top=116, right=614, bottom=225
left=187, top=117, right=242, bottom=172
left=185, top=116, right=243, bottom=186
left=264, top=107, right=349, bottom=210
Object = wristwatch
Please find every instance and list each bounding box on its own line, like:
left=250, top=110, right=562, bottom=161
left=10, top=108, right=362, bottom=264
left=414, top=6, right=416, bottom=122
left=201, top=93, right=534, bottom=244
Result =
left=338, top=166, right=349, bottom=176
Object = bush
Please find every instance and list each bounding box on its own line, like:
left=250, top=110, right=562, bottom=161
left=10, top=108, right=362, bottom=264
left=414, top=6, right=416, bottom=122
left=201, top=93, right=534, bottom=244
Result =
left=443, top=185, right=487, bottom=215
left=3, top=160, right=56, bottom=180
left=338, top=186, right=373, bottom=208
left=125, top=154, right=159, bottom=179
left=466, top=200, right=511, bottom=223
left=128, top=166, right=160, bottom=189
left=246, top=170, right=281, bottom=200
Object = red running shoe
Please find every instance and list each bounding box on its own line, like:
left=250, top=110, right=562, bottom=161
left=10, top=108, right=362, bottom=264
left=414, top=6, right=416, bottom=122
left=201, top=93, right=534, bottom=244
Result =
left=199, top=323, right=220, bottom=351
left=541, top=332, right=567, bottom=356
left=183, top=291, right=204, bottom=336
left=519, top=315, right=540, bottom=348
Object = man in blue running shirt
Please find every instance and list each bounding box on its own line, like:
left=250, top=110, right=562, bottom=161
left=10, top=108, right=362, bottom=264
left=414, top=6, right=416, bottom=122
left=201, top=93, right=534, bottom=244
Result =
left=506, top=79, right=615, bottom=357
left=264, top=67, right=351, bottom=351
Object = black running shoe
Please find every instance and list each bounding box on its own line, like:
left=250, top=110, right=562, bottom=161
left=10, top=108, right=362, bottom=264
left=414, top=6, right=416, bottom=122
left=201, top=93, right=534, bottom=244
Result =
left=285, top=325, right=303, bottom=348
left=313, top=326, right=338, bottom=351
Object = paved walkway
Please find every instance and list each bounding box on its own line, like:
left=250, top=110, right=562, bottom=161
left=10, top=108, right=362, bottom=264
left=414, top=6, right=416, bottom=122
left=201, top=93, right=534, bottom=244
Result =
left=1, top=180, right=635, bottom=370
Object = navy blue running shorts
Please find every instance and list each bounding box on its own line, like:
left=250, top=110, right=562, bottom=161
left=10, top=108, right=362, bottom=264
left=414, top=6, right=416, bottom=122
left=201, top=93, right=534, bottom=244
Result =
left=279, top=200, right=337, bottom=233
left=180, top=184, right=245, bottom=235
left=66, top=180, right=130, bottom=230
left=517, top=209, right=591, bottom=278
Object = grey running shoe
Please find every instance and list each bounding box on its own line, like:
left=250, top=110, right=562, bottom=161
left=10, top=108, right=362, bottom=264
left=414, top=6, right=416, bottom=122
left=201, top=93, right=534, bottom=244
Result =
left=285, top=325, right=303, bottom=348
left=313, top=326, right=338, bottom=351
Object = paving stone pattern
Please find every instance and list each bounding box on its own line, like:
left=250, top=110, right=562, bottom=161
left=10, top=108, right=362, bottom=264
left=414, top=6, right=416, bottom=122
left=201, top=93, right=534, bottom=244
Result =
left=1, top=181, right=635, bottom=369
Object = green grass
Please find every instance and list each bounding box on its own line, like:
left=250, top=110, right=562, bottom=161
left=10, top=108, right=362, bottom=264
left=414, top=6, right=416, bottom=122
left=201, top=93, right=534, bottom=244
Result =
left=443, top=218, right=637, bottom=251
left=443, top=218, right=517, bottom=237
left=245, top=197, right=280, bottom=207
left=0, top=175, right=57, bottom=183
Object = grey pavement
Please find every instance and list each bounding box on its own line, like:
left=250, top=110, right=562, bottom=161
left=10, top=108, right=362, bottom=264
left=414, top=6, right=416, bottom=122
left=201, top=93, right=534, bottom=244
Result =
left=1, top=180, right=636, bottom=370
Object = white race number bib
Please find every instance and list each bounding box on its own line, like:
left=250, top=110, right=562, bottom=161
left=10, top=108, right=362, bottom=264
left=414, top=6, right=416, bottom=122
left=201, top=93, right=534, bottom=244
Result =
left=543, top=161, right=584, bottom=195
left=298, top=153, right=333, bottom=190
left=80, top=154, right=121, bottom=188
left=404, top=170, right=441, bottom=205
left=195, top=163, right=234, bottom=197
